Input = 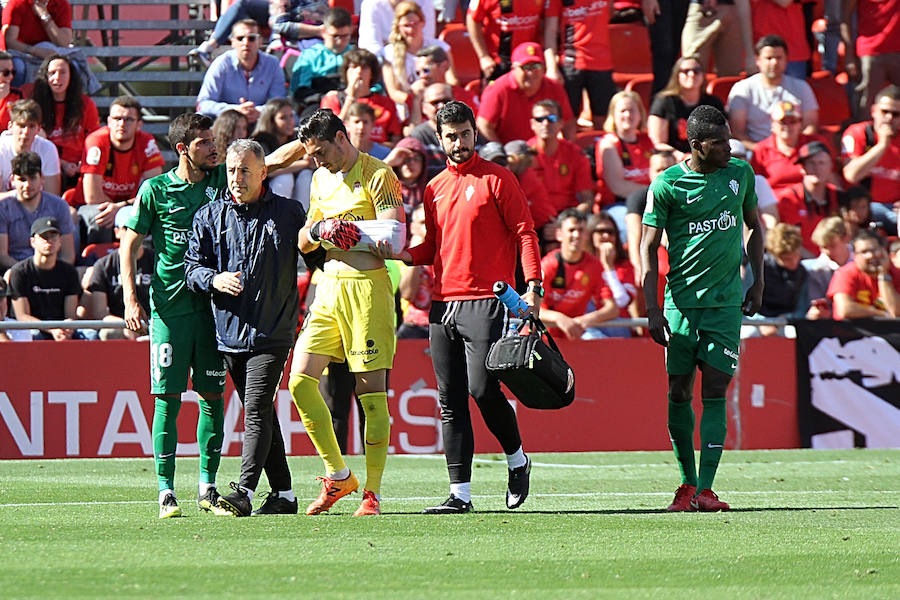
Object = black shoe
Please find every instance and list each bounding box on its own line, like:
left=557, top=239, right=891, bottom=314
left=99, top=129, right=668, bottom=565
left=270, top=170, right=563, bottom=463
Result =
left=252, top=491, right=299, bottom=515
left=506, top=456, right=531, bottom=509
left=422, top=495, right=473, bottom=514
left=217, top=482, right=252, bottom=517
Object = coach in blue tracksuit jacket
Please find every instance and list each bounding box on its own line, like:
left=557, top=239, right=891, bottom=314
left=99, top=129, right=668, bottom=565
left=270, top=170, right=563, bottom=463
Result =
left=185, top=138, right=307, bottom=516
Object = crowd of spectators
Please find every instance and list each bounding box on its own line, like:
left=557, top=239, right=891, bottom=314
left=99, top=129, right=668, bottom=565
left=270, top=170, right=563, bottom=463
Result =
left=0, top=0, right=899, bottom=341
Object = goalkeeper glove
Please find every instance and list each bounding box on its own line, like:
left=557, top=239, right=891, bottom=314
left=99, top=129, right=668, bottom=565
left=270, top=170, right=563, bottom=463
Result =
left=308, top=219, right=362, bottom=251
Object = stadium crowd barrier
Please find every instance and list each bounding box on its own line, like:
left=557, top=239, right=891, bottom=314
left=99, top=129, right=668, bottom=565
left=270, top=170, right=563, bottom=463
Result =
left=0, top=336, right=799, bottom=459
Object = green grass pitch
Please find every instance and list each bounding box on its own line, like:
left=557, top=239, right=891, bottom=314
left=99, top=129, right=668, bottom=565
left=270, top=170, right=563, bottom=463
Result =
left=1, top=449, right=897, bottom=599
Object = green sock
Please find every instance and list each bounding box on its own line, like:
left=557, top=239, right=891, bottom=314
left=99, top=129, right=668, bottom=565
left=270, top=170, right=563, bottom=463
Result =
left=668, top=395, right=697, bottom=487
left=698, top=397, right=727, bottom=492
left=197, top=396, right=225, bottom=485
left=153, top=395, right=181, bottom=492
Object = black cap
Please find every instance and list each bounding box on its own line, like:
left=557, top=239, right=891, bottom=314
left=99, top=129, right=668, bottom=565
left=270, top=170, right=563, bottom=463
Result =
left=794, top=140, right=831, bottom=164
left=30, top=216, right=61, bottom=237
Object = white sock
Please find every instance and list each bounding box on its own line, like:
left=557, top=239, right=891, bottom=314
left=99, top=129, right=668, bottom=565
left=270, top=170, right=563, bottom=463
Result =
left=159, top=489, right=174, bottom=503
left=240, top=486, right=255, bottom=502
left=450, top=482, right=471, bottom=502
left=198, top=482, right=215, bottom=496
left=506, top=447, right=527, bottom=470
left=330, top=467, right=350, bottom=481
left=278, top=490, right=295, bottom=502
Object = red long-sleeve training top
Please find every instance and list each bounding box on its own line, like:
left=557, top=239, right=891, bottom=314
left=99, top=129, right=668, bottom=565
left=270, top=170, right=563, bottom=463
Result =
left=408, top=153, right=542, bottom=301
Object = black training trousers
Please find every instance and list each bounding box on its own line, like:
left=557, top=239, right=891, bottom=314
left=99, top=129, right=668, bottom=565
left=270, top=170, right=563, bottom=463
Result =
left=223, top=348, right=292, bottom=492
left=428, top=299, right=522, bottom=484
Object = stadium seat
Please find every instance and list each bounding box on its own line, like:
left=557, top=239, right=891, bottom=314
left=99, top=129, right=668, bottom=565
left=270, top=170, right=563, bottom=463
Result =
left=625, top=73, right=654, bottom=111
left=706, top=75, right=742, bottom=105
left=808, top=70, right=851, bottom=137
left=439, top=23, right=480, bottom=86
left=609, top=22, right=652, bottom=87
left=81, top=242, right=119, bottom=266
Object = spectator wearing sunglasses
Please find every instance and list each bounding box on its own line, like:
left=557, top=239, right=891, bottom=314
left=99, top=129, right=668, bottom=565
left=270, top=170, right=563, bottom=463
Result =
left=0, top=51, right=23, bottom=132
left=410, top=46, right=477, bottom=118
left=197, top=19, right=286, bottom=125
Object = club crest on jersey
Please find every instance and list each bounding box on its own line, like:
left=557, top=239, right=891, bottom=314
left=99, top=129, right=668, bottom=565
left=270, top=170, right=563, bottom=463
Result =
left=729, top=179, right=739, bottom=195
left=465, top=185, right=475, bottom=202
left=206, top=186, right=217, bottom=200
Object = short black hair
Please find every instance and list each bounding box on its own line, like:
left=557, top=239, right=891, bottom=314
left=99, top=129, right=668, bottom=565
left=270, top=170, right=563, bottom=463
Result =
left=434, top=100, right=476, bottom=137
left=110, top=95, right=142, bottom=114
left=298, top=108, right=347, bottom=143
left=686, top=104, right=728, bottom=142
left=557, top=208, right=586, bottom=226
left=755, top=34, right=788, bottom=55
left=416, top=45, right=448, bottom=63
left=533, top=98, right=562, bottom=117
left=323, top=7, right=352, bottom=28
left=852, top=228, right=884, bottom=250
left=10, top=151, right=42, bottom=177
left=169, top=113, right=213, bottom=149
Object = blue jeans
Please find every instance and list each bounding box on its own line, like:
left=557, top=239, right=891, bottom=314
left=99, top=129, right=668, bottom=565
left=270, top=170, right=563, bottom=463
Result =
left=869, top=201, right=898, bottom=236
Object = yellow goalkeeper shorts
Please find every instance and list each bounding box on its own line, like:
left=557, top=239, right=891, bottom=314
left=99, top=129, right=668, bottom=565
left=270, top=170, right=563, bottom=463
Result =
left=298, top=267, right=396, bottom=372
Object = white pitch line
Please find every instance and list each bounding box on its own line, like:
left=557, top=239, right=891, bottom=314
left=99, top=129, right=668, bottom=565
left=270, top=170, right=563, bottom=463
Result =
left=0, top=490, right=897, bottom=508
left=396, top=455, right=865, bottom=470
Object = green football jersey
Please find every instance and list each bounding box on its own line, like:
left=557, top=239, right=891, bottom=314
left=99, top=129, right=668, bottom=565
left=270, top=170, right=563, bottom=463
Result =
left=126, top=165, right=227, bottom=318
left=643, top=157, right=757, bottom=309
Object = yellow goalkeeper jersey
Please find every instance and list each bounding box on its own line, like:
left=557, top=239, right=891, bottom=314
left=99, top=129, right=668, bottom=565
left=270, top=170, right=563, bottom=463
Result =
left=308, top=151, right=403, bottom=222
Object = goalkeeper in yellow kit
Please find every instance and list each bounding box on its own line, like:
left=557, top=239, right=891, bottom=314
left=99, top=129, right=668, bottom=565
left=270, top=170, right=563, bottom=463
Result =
left=290, top=109, right=405, bottom=516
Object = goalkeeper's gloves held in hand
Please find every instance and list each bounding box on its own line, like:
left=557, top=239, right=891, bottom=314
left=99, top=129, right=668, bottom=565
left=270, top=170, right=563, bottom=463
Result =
left=308, top=219, right=362, bottom=251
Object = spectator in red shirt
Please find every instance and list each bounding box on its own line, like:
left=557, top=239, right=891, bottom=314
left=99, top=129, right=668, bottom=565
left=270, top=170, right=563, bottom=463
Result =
left=74, top=96, right=164, bottom=245
left=841, top=0, right=900, bottom=119
left=504, top=139, right=556, bottom=248
left=752, top=101, right=832, bottom=193
left=528, top=99, right=593, bottom=214
left=776, top=141, right=841, bottom=255
left=827, top=228, right=900, bottom=319
left=595, top=90, right=655, bottom=210
left=321, top=48, right=403, bottom=146
left=585, top=210, right=639, bottom=337
left=841, top=85, right=900, bottom=235
left=466, top=0, right=546, bottom=81
left=542, top=0, right=616, bottom=131
left=540, top=208, right=618, bottom=340
left=477, top=42, right=576, bottom=144
left=30, top=53, right=99, bottom=192
left=2, top=0, right=98, bottom=93
left=0, top=52, right=23, bottom=132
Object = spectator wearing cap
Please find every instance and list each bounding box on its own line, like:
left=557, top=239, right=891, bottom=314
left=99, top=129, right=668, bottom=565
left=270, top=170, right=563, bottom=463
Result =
left=841, top=85, right=900, bottom=234
left=477, top=42, right=575, bottom=144
left=827, top=228, right=900, bottom=319
left=410, top=46, right=478, bottom=117
left=81, top=205, right=154, bottom=340
left=528, top=99, right=593, bottom=215
left=750, top=101, right=833, bottom=194
left=7, top=216, right=84, bottom=340
left=503, top=139, right=555, bottom=247
left=776, top=141, right=843, bottom=255
left=384, top=136, right=429, bottom=217
left=196, top=19, right=286, bottom=124
left=801, top=216, right=852, bottom=317
left=0, top=151, right=73, bottom=271
left=727, top=35, right=819, bottom=151
left=478, top=141, right=506, bottom=165
left=466, top=0, right=547, bottom=82
left=542, top=0, right=616, bottom=130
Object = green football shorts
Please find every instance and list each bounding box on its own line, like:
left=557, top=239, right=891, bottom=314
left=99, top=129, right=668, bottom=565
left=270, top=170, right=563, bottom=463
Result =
left=149, top=311, right=226, bottom=395
left=664, top=306, right=742, bottom=376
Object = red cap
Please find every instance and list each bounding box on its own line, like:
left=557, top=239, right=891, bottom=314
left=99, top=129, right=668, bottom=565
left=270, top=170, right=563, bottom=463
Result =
left=511, top=42, right=544, bottom=66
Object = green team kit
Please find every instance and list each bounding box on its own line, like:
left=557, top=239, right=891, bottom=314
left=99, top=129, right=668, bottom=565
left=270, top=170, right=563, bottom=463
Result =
left=126, top=165, right=228, bottom=493
left=643, top=157, right=757, bottom=376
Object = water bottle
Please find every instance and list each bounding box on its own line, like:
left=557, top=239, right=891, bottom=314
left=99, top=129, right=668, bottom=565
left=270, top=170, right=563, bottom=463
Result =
left=493, top=281, right=529, bottom=318
left=507, top=317, right=523, bottom=337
